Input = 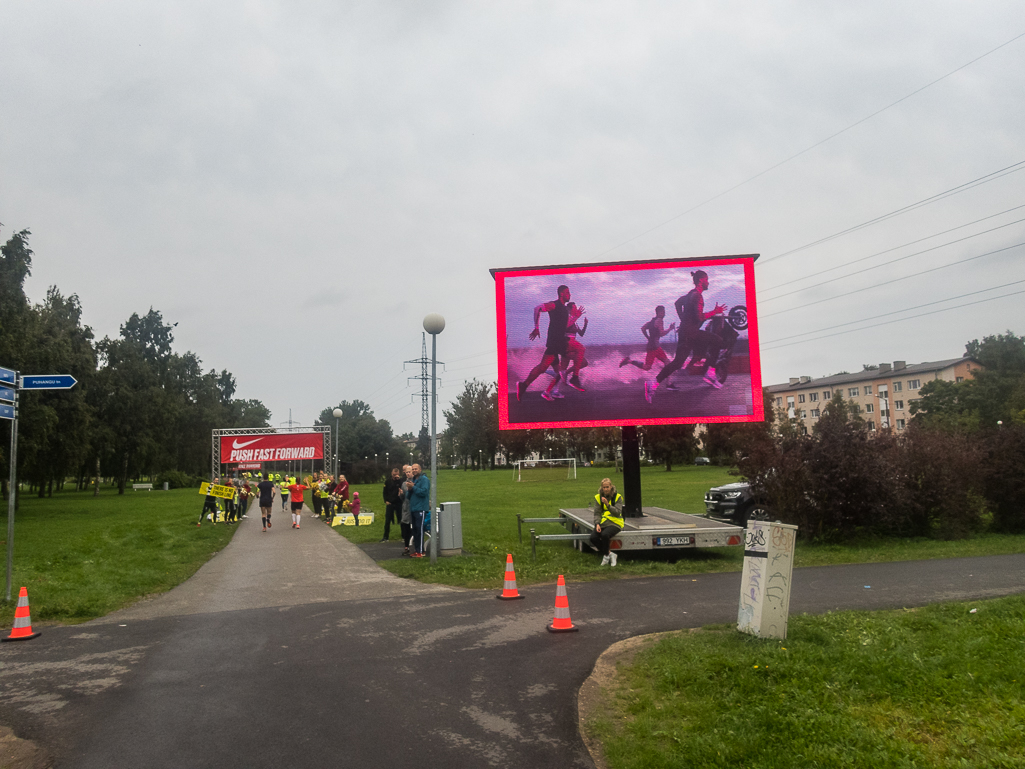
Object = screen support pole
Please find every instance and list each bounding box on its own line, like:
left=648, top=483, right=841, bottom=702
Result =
left=621, top=426, right=643, bottom=518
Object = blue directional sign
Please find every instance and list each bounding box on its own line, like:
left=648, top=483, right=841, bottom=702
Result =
left=19, top=375, right=78, bottom=390
left=0, top=386, right=14, bottom=403
left=0, top=403, right=13, bottom=420
left=0, top=367, right=15, bottom=386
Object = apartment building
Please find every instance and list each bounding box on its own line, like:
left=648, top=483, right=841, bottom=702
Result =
left=766, top=357, right=981, bottom=433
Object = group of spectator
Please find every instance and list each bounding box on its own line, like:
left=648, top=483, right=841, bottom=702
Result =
left=306, top=471, right=358, bottom=524
left=382, top=463, right=431, bottom=557
left=198, top=476, right=254, bottom=526
left=198, top=466, right=434, bottom=561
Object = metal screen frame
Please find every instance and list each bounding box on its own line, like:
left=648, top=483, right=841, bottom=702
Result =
left=211, top=426, right=332, bottom=479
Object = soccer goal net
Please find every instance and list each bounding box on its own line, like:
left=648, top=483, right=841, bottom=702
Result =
left=513, top=458, right=577, bottom=481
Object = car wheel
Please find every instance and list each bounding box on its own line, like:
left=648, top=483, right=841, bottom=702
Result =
left=743, top=504, right=772, bottom=525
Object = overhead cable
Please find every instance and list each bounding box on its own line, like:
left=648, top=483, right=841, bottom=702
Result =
left=758, top=161, right=1025, bottom=267
left=760, top=240, right=1025, bottom=318
left=761, top=289, right=1025, bottom=350
left=761, top=216, right=1025, bottom=303
left=763, top=278, right=1025, bottom=344
left=760, top=203, right=1025, bottom=293
left=593, top=31, right=1025, bottom=258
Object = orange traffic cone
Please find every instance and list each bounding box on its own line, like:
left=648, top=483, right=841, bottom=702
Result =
left=546, top=575, right=578, bottom=633
left=497, top=554, right=525, bottom=600
left=3, top=587, right=41, bottom=642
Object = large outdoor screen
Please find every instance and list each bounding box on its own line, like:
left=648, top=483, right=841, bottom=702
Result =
left=493, top=255, right=763, bottom=430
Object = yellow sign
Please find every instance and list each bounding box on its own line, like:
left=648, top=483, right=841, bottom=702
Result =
left=337, top=512, right=375, bottom=526
left=199, top=482, right=236, bottom=500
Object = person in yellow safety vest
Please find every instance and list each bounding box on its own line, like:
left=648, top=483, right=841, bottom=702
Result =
left=589, top=477, right=624, bottom=567
left=310, top=471, right=324, bottom=519
left=278, top=474, right=290, bottom=512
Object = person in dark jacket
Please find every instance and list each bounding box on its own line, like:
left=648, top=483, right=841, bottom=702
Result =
left=382, top=467, right=403, bottom=542
left=408, top=463, right=431, bottom=558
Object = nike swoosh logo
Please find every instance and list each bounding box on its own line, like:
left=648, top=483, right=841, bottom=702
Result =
left=232, top=438, right=262, bottom=449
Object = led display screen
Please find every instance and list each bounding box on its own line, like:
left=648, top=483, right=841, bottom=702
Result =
left=493, top=255, right=763, bottom=429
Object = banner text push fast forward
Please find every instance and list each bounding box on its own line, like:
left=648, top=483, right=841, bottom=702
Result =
left=220, top=433, right=323, bottom=463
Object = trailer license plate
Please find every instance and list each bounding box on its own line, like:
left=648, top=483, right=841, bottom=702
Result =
left=654, top=536, right=695, bottom=547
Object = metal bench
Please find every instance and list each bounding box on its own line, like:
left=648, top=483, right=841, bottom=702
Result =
left=132, top=483, right=154, bottom=491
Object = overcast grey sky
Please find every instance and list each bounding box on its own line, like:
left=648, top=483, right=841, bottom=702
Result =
left=2, top=1, right=1023, bottom=437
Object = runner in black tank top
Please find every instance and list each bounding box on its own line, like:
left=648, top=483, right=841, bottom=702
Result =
left=645, top=270, right=726, bottom=402
left=516, top=285, right=574, bottom=402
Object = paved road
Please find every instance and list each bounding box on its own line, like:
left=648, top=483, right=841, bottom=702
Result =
left=2, top=510, right=1023, bottom=768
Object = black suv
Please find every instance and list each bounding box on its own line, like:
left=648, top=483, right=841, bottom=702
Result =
left=704, top=481, right=771, bottom=525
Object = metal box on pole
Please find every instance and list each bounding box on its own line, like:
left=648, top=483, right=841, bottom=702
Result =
left=437, top=502, right=463, bottom=556
left=737, top=520, right=798, bottom=640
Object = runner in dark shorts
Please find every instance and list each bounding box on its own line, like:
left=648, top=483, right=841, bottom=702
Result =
left=287, top=480, right=309, bottom=529
left=621, top=305, right=675, bottom=372
left=257, top=473, right=276, bottom=532
left=645, top=270, right=726, bottom=402
left=516, top=285, right=572, bottom=401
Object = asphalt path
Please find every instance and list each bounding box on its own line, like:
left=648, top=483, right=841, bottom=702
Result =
left=1, top=507, right=1024, bottom=768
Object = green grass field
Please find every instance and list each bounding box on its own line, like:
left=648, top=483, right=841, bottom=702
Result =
left=339, top=466, right=1025, bottom=589
left=0, top=487, right=234, bottom=627
left=4, top=465, right=1025, bottom=627
left=586, top=594, right=1025, bottom=769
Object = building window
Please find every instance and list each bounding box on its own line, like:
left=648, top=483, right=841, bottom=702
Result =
left=865, top=403, right=874, bottom=413
left=798, top=394, right=805, bottom=403
left=786, top=396, right=795, bottom=407
left=868, top=421, right=875, bottom=431
left=849, top=387, right=859, bottom=397
left=864, top=385, right=872, bottom=394
left=811, top=408, right=820, bottom=418
left=776, top=397, right=782, bottom=407
left=823, top=391, right=831, bottom=399
left=896, top=419, right=906, bottom=430
left=895, top=400, right=904, bottom=410
left=809, top=392, right=818, bottom=402
left=956, top=376, right=964, bottom=383
left=908, top=379, right=921, bottom=390
left=893, top=381, right=902, bottom=392
left=801, top=410, right=807, bottom=418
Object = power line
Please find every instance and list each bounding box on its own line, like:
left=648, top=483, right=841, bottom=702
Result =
left=760, top=203, right=1025, bottom=294
left=763, top=278, right=1025, bottom=344
left=761, top=216, right=1025, bottom=304
left=593, top=31, right=1025, bottom=258
left=759, top=160, right=1025, bottom=267
left=760, top=240, right=1025, bottom=318
left=761, top=289, right=1025, bottom=350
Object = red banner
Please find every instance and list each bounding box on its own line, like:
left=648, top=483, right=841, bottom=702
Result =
left=220, top=433, right=323, bottom=463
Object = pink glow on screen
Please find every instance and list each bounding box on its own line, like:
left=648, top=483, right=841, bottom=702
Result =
left=493, top=256, right=763, bottom=430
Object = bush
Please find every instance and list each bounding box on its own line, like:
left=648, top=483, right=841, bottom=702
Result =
left=980, top=423, right=1025, bottom=532
left=739, top=394, right=989, bottom=542
left=156, top=470, right=201, bottom=489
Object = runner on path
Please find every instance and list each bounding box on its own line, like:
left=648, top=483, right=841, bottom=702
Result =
left=257, top=473, right=276, bottom=532
left=516, top=284, right=572, bottom=402
left=287, top=479, right=309, bottom=529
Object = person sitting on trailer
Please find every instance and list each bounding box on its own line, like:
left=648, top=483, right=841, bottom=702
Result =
left=589, top=477, right=624, bottom=567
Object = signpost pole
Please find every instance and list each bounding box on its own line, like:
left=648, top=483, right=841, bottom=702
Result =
left=5, top=382, right=19, bottom=603
left=2, top=368, right=76, bottom=602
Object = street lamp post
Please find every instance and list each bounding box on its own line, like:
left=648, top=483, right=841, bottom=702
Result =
left=423, top=313, right=445, bottom=564
left=332, top=408, right=343, bottom=478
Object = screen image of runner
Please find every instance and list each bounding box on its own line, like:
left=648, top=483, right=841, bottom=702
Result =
left=493, top=255, right=763, bottom=430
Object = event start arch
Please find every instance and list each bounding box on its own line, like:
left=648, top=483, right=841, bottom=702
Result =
left=211, top=426, right=332, bottom=479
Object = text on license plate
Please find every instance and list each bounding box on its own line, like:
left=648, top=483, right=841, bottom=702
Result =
left=654, top=536, right=695, bottom=547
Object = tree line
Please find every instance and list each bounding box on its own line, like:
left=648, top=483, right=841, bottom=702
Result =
left=440, top=378, right=698, bottom=470
left=1, top=229, right=270, bottom=497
